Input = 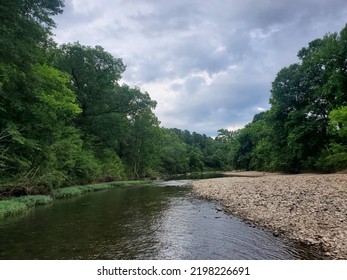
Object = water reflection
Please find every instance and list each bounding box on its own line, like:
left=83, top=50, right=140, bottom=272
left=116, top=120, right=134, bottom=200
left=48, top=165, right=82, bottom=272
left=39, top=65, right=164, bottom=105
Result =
left=0, top=182, right=324, bottom=259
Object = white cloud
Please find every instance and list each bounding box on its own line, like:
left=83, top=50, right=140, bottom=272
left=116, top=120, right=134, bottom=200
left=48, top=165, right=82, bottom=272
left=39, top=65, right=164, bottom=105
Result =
left=53, top=0, right=347, bottom=136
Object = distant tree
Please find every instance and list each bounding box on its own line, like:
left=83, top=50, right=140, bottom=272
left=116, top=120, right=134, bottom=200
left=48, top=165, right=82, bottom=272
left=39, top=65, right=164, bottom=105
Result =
left=159, top=129, right=189, bottom=174
left=123, top=109, right=162, bottom=178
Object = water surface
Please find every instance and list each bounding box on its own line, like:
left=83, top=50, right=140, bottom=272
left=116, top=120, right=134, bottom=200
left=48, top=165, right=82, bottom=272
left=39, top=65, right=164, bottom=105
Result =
left=0, top=181, right=323, bottom=259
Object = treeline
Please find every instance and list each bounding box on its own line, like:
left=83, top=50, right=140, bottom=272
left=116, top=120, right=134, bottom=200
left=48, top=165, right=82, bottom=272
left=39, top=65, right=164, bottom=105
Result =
left=159, top=128, right=237, bottom=174
left=0, top=0, right=230, bottom=195
left=0, top=0, right=163, bottom=193
left=161, top=24, right=347, bottom=174
left=226, top=24, right=347, bottom=173
left=1, top=1, right=347, bottom=195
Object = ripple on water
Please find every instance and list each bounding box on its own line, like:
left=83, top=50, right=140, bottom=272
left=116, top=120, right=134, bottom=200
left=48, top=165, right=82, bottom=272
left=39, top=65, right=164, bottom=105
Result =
left=0, top=182, right=324, bottom=259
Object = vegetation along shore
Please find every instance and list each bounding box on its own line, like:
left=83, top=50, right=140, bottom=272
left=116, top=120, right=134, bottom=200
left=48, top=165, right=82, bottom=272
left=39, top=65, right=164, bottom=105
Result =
left=192, top=172, right=347, bottom=259
left=0, top=180, right=149, bottom=219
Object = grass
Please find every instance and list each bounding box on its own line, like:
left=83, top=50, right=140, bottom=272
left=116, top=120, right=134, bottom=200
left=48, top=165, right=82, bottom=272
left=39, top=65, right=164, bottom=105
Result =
left=51, top=180, right=151, bottom=199
left=51, top=183, right=113, bottom=199
left=0, top=195, right=52, bottom=219
left=0, top=200, right=28, bottom=219
left=12, top=195, right=53, bottom=207
left=109, top=180, right=151, bottom=187
left=0, top=179, right=151, bottom=219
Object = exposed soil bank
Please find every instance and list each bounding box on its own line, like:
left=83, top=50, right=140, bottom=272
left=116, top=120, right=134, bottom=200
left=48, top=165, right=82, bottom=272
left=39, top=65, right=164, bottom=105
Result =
left=192, top=173, right=347, bottom=259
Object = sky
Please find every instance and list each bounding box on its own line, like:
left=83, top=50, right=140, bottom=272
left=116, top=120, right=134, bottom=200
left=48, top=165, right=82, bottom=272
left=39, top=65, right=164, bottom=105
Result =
left=53, top=0, right=347, bottom=136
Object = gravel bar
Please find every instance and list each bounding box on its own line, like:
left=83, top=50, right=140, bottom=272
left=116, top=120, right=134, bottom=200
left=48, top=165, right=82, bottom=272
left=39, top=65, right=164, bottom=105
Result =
left=192, top=173, right=347, bottom=259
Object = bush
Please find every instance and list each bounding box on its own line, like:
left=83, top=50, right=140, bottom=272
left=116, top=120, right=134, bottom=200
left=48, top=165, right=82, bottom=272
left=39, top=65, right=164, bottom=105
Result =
left=99, top=149, right=126, bottom=180
left=316, top=143, right=347, bottom=172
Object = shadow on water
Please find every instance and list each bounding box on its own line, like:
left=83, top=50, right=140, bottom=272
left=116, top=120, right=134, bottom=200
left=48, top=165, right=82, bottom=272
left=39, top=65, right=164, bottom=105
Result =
left=0, top=180, right=325, bottom=260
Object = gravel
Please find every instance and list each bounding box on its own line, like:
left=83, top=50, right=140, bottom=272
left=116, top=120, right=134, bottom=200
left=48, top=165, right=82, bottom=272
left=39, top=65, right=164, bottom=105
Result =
left=192, top=173, right=347, bottom=259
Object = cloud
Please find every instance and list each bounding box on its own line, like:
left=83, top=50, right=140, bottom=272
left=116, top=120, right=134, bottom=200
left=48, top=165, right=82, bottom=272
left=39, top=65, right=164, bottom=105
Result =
left=53, top=0, right=347, bottom=136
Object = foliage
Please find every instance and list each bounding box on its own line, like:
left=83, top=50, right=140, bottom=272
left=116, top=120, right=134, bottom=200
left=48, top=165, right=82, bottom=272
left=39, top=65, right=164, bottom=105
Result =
left=0, top=195, right=52, bottom=219
left=229, top=24, right=347, bottom=173
left=12, top=195, right=53, bottom=207
left=0, top=1, right=163, bottom=191
left=316, top=144, right=347, bottom=172
left=53, top=43, right=160, bottom=180
left=329, top=106, right=347, bottom=138
left=159, top=129, right=189, bottom=174
left=316, top=106, right=347, bottom=171
left=0, top=200, right=28, bottom=219
left=51, top=186, right=84, bottom=198
left=0, top=0, right=64, bottom=68
left=123, top=110, right=163, bottom=178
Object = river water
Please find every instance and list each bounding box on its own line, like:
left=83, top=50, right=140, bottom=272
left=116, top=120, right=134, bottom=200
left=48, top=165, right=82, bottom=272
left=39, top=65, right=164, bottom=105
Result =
left=0, top=180, right=323, bottom=259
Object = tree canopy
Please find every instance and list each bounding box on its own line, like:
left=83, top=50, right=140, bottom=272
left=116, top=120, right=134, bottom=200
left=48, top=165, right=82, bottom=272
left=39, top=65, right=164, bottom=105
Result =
left=1, top=0, right=347, bottom=195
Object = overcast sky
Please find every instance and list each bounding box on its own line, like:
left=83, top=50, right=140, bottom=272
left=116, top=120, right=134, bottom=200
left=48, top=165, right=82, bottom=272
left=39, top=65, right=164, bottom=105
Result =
left=53, top=0, right=347, bottom=136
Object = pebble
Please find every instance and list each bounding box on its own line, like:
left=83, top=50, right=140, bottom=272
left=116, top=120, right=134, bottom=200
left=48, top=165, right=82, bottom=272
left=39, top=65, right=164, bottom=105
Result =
left=192, top=173, right=347, bottom=259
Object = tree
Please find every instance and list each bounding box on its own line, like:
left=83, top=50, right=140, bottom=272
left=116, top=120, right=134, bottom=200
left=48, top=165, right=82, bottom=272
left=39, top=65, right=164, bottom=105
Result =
left=0, top=1, right=105, bottom=190
left=53, top=42, right=161, bottom=179
left=0, top=63, right=88, bottom=189
left=54, top=42, right=126, bottom=116
left=159, top=129, right=189, bottom=174
left=0, top=0, right=64, bottom=68
left=315, top=105, right=347, bottom=171
left=123, top=109, right=162, bottom=178
left=213, top=129, right=239, bottom=170
left=330, top=106, right=347, bottom=138
left=267, top=27, right=347, bottom=171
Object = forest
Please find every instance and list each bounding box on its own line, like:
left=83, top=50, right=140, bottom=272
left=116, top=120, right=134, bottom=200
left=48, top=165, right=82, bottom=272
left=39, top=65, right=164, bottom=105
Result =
left=1, top=0, right=347, bottom=195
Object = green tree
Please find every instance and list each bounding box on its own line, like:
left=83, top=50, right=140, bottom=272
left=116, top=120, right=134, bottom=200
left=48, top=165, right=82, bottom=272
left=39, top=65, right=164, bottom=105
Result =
left=123, top=109, right=162, bottom=178
left=159, top=129, right=189, bottom=174
left=54, top=43, right=160, bottom=179
left=268, top=27, right=347, bottom=171
left=316, top=106, right=347, bottom=171
left=0, top=1, right=104, bottom=190
left=54, top=42, right=126, bottom=117
left=330, top=106, right=347, bottom=138
left=0, top=0, right=64, bottom=67
left=213, top=129, right=239, bottom=170
left=0, top=63, right=88, bottom=189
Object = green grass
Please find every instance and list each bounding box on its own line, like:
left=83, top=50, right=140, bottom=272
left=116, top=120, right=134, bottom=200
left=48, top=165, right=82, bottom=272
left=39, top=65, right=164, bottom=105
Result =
left=0, top=200, right=28, bottom=219
left=1, top=179, right=151, bottom=219
left=51, top=183, right=114, bottom=199
left=51, top=186, right=84, bottom=198
left=12, top=195, right=53, bottom=207
left=51, top=180, right=151, bottom=199
left=0, top=195, right=52, bottom=219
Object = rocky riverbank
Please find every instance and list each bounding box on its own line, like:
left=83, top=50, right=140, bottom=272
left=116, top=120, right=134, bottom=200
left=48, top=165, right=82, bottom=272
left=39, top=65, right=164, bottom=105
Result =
left=192, top=173, right=347, bottom=259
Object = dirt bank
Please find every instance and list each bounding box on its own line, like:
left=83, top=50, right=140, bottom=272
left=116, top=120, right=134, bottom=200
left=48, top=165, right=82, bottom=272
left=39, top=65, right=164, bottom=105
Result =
left=192, top=173, right=347, bottom=259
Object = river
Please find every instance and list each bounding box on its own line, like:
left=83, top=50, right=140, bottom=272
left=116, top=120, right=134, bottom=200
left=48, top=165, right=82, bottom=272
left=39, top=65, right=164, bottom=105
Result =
left=0, top=179, right=323, bottom=259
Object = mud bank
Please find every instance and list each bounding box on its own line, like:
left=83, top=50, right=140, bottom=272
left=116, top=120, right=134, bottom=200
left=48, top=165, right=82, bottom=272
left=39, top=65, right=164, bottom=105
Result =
left=192, top=173, right=347, bottom=259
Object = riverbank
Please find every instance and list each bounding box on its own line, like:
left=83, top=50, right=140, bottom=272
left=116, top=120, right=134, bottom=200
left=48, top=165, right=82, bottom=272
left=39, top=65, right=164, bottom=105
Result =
left=0, top=180, right=150, bottom=219
left=192, top=173, right=347, bottom=259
